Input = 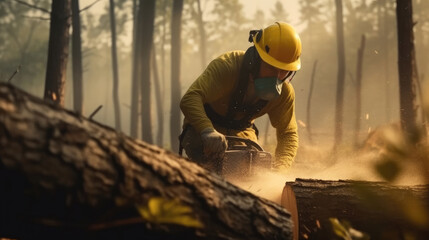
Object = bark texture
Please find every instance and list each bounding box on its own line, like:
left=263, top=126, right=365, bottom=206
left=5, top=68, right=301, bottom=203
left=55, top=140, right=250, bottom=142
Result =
left=43, top=0, right=71, bottom=106
left=0, top=83, right=292, bottom=240
left=170, top=0, right=184, bottom=152
left=396, top=0, right=418, bottom=140
left=281, top=179, right=429, bottom=240
left=71, top=0, right=83, bottom=114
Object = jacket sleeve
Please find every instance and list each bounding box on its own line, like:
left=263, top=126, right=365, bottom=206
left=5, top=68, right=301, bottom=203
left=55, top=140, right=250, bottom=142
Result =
left=268, top=83, right=299, bottom=169
left=180, top=56, right=237, bottom=134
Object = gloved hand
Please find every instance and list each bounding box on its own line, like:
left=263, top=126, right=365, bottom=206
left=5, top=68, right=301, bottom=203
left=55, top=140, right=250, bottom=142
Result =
left=200, top=127, right=227, bottom=157
left=271, top=159, right=292, bottom=174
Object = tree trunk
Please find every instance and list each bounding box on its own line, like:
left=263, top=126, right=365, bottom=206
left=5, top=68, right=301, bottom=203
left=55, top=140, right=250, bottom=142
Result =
left=195, top=0, right=207, bottom=70
left=381, top=0, right=392, bottom=123
left=334, top=0, right=346, bottom=148
left=170, top=0, right=184, bottom=152
left=109, top=0, right=121, bottom=131
left=71, top=0, right=83, bottom=115
left=354, top=35, right=366, bottom=147
left=43, top=0, right=72, bottom=106
left=151, top=43, right=164, bottom=147
left=306, top=60, right=317, bottom=144
left=139, top=0, right=155, bottom=143
left=396, top=0, right=418, bottom=141
left=0, top=83, right=293, bottom=240
left=130, top=0, right=139, bottom=138
left=281, top=179, right=429, bottom=240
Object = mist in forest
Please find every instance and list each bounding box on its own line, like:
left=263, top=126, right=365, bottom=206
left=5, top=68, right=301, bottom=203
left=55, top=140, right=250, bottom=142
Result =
left=1, top=0, right=428, bottom=188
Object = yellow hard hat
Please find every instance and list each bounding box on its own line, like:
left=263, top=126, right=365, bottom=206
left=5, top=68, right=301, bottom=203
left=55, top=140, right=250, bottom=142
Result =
left=253, top=22, right=302, bottom=71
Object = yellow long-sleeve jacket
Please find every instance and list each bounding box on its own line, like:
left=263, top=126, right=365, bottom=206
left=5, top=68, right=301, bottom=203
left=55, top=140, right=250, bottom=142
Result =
left=180, top=50, right=298, bottom=169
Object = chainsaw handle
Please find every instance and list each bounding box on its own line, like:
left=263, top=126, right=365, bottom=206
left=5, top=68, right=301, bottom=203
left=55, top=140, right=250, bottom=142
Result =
left=225, top=136, right=264, bottom=151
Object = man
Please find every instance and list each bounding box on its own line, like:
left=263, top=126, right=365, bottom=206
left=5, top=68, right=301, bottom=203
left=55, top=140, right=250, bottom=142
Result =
left=179, top=22, right=301, bottom=172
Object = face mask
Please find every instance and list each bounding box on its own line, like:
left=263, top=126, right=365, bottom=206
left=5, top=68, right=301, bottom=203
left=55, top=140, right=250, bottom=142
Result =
left=254, top=77, right=283, bottom=101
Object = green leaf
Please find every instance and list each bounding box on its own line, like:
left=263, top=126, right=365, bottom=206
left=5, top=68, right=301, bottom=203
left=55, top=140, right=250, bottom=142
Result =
left=136, top=197, right=204, bottom=228
left=329, top=218, right=352, bottom=240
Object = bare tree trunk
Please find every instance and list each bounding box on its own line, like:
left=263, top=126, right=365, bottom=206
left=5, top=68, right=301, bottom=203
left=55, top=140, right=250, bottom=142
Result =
left=152, top=44, right=164, bottom=146
left=396, top=0, right=418, bottom=140
left=306, top=60, right=317, bottom=144
left=109, top=0, right=121, bottom=131
left=71, top=0, right=83, bottom=114
left=195, top=0, right=207, bottom=69
left=170, top=0, right=184, bottom=152
left=130, top=0, right=139, bottom=138
left=334, top=0, right=346, bottom=148
left=139, top=0, right=155, bottom=143
left=382, top=0, right=392, bottom=123
left=354, top=35, right=366, bottom=147
left=43, top=0, right=72, bottom=106
left=0, top=83, right=293, bottom=240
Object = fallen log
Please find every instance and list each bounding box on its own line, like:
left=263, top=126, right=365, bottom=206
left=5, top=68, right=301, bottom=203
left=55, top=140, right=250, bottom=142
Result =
left=0, top=83, right=293, bottom=240
left=281, top=178, right=429, bottom=240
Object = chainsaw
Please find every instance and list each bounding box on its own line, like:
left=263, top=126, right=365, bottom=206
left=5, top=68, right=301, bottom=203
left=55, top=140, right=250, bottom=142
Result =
left=218, top=136, right=272, bottom=178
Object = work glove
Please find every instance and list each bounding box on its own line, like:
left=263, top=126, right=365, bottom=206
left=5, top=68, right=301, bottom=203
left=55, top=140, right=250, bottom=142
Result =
left=200, top=127, right=227, bottom=158
left=271, top=159, right=292, bottom=174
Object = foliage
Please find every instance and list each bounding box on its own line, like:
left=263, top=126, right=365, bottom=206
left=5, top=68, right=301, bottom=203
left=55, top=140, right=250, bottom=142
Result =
left=136, top=197, right=203, bottom=228
left=330, top=218, right=370, bottom=240
left=0, top=0, right=50, bottom=95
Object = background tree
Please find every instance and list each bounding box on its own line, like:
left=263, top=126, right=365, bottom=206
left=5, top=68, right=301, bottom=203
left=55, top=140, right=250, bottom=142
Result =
left=0, top=1, right=50, bottom=94
left=138, top=0, right=156, bottom=143
left=396, top=0, right=417, bottom=139
left=151, top=44, right=164, bottom=146
left=130, top=0, right=139, bottom=138
left=189, top=0, right=207, bottom=70
left=333, top=0, right=346, bottom=148
left=71, top=0, right=84, bottom=114
left=354, top=35, right=366, bottom=147
left=270, top=1, right=289, bottom=23
left=109, top=0, right=121, bottom=131
left=43, top=0, right=72, bottom=106
left=170, top=0, right=184, bottom=152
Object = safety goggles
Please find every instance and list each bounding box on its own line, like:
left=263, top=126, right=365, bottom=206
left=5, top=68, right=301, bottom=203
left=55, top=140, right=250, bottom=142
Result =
left=279, top=71, right=296, bottom=84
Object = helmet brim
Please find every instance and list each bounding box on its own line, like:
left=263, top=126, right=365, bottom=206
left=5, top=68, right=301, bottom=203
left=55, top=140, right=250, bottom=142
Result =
left=253, top=38, right=301, bottom=71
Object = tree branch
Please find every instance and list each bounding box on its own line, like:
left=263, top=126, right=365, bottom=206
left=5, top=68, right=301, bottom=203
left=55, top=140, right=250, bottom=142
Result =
left=12, top=0, right=50, bottom=14
left=80, top=0, right=102, bottom=13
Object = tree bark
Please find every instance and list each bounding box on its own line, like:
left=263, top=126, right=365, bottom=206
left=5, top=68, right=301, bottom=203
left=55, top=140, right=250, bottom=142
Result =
left=0, top=83, right=292, bottom=240
left=109, top=0, right=121, bottom=132
left=71, top=0, right=83, bottom=115
left=43, top=0, right=72, bottom=106
left=396, top=0, right=418, bottom=141
left=354, top=35, right=366, bottom=147
left=334, top=0, right=346, bottom=148
left=170, top=0, right=184, bottom=152
left=139, top=0, right=155, bottom=143
left=281, top=179, right=429, bottom=240
left=151, top=44, right=164, bottom=147
left=195, top=0, right=207, bottom=70
left=130, top=0, right=139, bottom=138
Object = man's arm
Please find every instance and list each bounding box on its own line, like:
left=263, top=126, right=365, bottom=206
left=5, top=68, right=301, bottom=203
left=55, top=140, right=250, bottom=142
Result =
left=180, top=52, right=239, bottom=133
left=268, top=83, right=299, bottom=170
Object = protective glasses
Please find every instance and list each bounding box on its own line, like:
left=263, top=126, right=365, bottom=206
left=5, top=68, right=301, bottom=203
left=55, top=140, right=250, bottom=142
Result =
left=279, top=71, right=296, bottom=84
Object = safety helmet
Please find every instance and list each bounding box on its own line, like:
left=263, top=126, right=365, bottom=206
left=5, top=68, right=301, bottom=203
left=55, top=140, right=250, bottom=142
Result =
left=252, top=22, right=302, bottom=71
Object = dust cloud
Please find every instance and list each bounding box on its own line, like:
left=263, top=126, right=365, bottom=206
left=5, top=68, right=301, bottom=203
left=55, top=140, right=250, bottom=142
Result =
left=225, top=143, right=427, bottom=205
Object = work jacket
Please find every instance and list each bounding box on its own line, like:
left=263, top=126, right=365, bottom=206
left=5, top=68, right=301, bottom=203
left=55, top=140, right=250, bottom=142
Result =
left=180, top=50, right=298, bottom=169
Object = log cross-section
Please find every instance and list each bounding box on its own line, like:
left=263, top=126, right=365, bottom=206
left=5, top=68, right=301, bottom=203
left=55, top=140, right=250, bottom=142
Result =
left=0, top=83, right=293, bottom=240
left=281, top=178, right=429, bottom=240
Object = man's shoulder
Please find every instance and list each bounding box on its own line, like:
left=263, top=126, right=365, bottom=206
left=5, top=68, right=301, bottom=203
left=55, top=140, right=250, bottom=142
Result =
left=216, top=50, right=245, bottom=63
left=209, top=50, right=245, bottom=71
